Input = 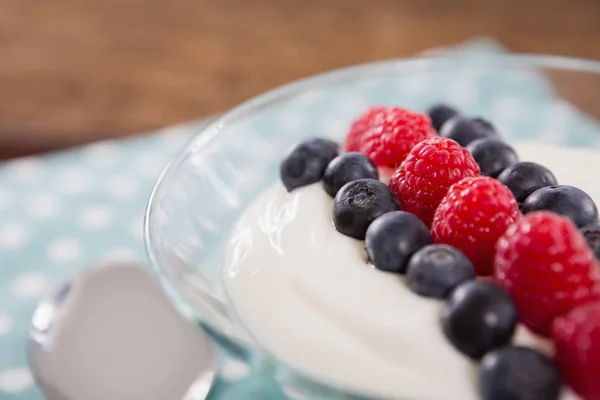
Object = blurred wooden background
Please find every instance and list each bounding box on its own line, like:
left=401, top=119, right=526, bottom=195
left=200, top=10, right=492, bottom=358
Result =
left=0, top=0, right=599, bottom=158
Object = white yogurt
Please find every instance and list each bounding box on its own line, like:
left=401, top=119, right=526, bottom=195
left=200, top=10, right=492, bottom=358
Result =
left=222, top=142, right=593, bottom=400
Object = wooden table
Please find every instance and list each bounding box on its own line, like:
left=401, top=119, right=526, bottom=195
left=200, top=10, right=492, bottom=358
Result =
left=1, top=0, right=599, bottom=158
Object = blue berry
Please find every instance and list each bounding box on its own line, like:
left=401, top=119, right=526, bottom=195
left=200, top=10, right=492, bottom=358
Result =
left=581, top=223, right=600, bottom=260
left=323, top=152, right=379, bottom=197
left=466, top=138, right=519, bottom=178
left=280, top=138, right=339, bottom=192
left=522, top=185, right=598, bottom=228
left=496, top=162, right=557, bottom=204
left=333, top=179, right=400, bottom=240
left=427, top=104, right=459, bottom=132
left=440, top=116, right=499, bottom=146
left=479, top=346, right=561, bottom=400
left=365, top=211, right=432, bottom=273
left=441, top=281, right=518, bottom=359
left=406, top=244, right=475, bottom=298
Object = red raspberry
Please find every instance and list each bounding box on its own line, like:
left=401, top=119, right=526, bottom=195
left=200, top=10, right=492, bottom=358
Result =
left=432, top=177, right=521, bottom=275
left=343, top=107, right=387, bottom=152
left=495, top=211, right=600, bottom=337
left=357, top=107, right=436, bottom=168
left=553, top=302, right=600, bottom=400
left=389, top=137, right=480, bottom=227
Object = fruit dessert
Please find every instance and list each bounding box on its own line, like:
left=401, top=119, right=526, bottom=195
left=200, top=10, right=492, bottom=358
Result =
left=222, top=104, right=600, bottom=400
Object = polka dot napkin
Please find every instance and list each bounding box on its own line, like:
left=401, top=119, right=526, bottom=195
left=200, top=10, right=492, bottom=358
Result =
left=1, top=39, right=600, bottom=399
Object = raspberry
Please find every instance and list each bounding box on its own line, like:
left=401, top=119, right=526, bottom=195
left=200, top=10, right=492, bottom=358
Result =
left=495, top=211, right=600, bottom=337
left=432, top=177, right=521, bottom=275
left=343, top=107, right=387, bottom=152
left=553, top=302, right=600, bottom=400
left=358, top=107, right=436, bottom=168
left=389, top=137, right=480, bottom=227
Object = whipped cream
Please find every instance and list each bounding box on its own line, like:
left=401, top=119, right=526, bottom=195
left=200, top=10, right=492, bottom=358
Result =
left=222, top=142, right=594, bottom=400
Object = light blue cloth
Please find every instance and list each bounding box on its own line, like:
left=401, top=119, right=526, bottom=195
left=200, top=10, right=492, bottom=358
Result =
left=0, top=39, right=599, bottom=399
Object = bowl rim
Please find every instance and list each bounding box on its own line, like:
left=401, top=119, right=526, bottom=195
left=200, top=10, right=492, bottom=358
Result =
left=144, top=52, right=600, bottom=397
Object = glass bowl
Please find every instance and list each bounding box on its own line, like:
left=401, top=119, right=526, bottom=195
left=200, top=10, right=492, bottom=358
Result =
left=144, top=53, right=600, bottom=400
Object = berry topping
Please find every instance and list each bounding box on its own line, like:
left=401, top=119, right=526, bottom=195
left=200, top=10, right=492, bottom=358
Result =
left=358, top=107, right=436, bottom=168
left=389, top=136, right=480, bottom=227
left=522, top=185, right=599, bottom=228
left=466, top=138, right=519, bottom=178
left=581, top=223, right=600, bottom=260
left=495, top=211, right=600, bottom=336
left=479, top=346, right=561, bottom=400
left=427, top=104, right=459, bottom=133
left=365, top=211, right=432, bottom=274
left=406, top=244, right=475, bottom=299
left=323, top=152, right=379, bottom=197
left=553, top=302, right=600, bottom=400
left=439, top=116, right=499, bottom=146
left=280, top=138, right=339, bottom=192
left=432, top=176, right=521, bottom=275
left=496, top=162, right=558, bottom=204
left=343, top=107, right=387, bottom=152
left=441, top=281, right=518, bottom=359
left=333, top=179, right=400, bottom=240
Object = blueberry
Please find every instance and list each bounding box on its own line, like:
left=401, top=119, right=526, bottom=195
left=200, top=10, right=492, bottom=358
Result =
left=365, top=211, right=432, bottom=273
left=280, top=138, right=339, bottom=192
left=333, top=179, right=400, bottom=240
left=581, top=223, right=600, bottom=260
left=406, top=245, right=475, bottom=298
left=323, top=152, right=379, bottom=197
left=466, top=138, right=519, bottom=178
left=439, top=116, right=500, bottom=146
left=427, top=104, right=459, bottom=132
left=522, top=185, right=598, bottom=228
left=496, top=162, right=558, bottom=204
left=441, top=281, right=518, bottom=359
left=479, top=346, right=561, bottom=400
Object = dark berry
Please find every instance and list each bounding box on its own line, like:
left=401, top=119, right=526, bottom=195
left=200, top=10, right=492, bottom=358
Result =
left=479, top=346, right=561, bottom=400
left=333, top=179, right=400, bottom=240
left=522, top=185, right=598, bottom=228
left=280, top=138, right=339, bottom=192
left=323, top=152, right=379, bottom=197
left=365, top=211, right=432, bottom=273
left=439, top=116, right=499, bottom=146
left=441, top=281, right=518, bottom=359
left=581, top=223, right=600, bottom=260
left=496, top=162, right=558, bottom=204
left=406, top=244, right=475, bottom=298
left=466, top=138, right=519, bottom=178
left=427, top=104, right=459, bottom=132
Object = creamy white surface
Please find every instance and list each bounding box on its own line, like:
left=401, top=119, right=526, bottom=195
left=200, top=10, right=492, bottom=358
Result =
left=222, top=142, right=593, bottom=400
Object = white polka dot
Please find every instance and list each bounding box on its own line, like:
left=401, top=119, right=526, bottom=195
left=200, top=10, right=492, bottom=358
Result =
left=490, top=97, right=524, bottom=123
left=0, top=223, right=30, bottom=251
left=7, top=157, right=44, bottom=184
left=60, top=170, right=93, bottom=194
left=28, top=194, right=60, bottom=220
left=46, top=237, right=82, bottom=264
left=78, top=204, right=115, bottom=230
left=103, top=247, right=138, bottom=262
left=107, top=176, right=140, bottom=201
left=11, top=273, right=47, bottom=300
left=0, top=367, right=33, bottom=393
left=0, top=187, right=14, bottom=211
left=0, top=313, right=14, bottom=336
left=134, top=153, right=164, bottom=180
left=446, top=82, right=476, bottom=108
left=129, top=218, right=144, bottom=240
left=85, top=141, right=119, bottom=165
left=220, top=359, right=250, bottom=381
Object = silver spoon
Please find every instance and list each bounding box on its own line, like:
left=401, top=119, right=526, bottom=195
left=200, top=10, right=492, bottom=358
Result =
left=27, top=261, right=218, bottom=400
